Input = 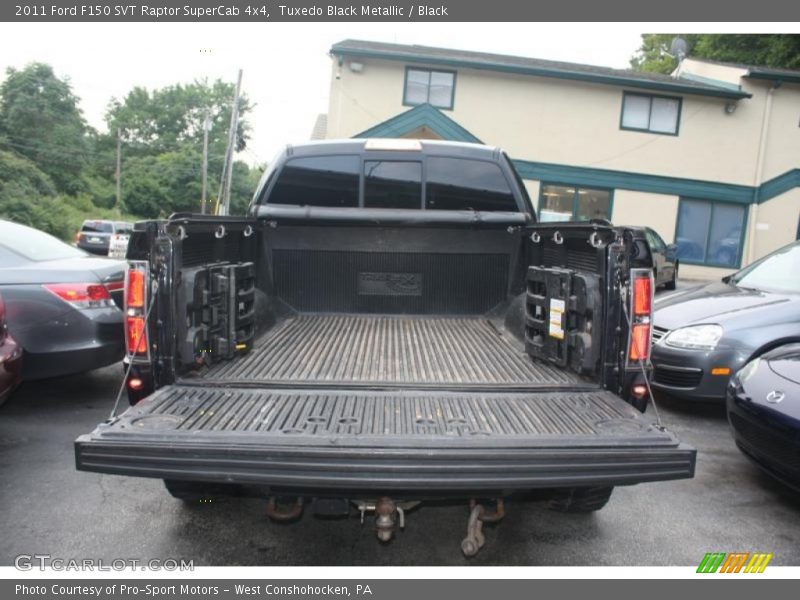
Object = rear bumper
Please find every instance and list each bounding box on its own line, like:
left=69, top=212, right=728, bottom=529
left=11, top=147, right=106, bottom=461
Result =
left=17, top=307, right=124, bottom=380
left=75, top=433, right=696, bottom=493
left=77, top=241, right=110, bottom=255
left=24, top=340, right=124, bottom=379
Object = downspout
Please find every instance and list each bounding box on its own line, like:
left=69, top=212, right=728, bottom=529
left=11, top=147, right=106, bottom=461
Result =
left=326, top=52, right=345, bottom=139
left=746, top=80, right=781, bottom=264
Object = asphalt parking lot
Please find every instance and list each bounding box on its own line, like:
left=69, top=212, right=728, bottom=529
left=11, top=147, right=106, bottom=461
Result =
left=1, top=360, right=799, bottom=567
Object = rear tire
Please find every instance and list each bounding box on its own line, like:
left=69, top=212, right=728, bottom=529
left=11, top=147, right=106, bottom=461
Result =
left=163, top=479, right=239, bottom=503
left=665, top=264, right=678, bottom=290
left=548, top=486, right=614, bottom=513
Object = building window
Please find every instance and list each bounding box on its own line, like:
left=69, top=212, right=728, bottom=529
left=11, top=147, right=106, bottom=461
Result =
left=538, top=184, right=612, bottom=223
left=403, top=68, right=456, bottom=110
left=620, top=92, right=681, bottom=135
left=675, top=198, right=747, bottom=267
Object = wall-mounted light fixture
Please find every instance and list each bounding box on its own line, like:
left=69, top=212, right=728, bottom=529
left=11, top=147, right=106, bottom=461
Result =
left=349, top=61, right=364, bottom=73
left=724, top=101, right=738, bottom=114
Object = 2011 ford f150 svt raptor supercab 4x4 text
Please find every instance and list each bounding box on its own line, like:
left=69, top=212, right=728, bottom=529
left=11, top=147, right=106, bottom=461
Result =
left=75, top=139, right=695, bottom=556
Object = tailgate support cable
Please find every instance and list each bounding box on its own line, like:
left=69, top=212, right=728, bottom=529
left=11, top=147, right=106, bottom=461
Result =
left=107, top=279, right=159, bottom=422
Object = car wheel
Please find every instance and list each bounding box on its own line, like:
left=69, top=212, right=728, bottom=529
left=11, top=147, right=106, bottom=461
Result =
left=548, top=486, right=614, bottom=513
left=665, top=264, right=678, bottom=290
left=163, top=479, right=240, bottom=503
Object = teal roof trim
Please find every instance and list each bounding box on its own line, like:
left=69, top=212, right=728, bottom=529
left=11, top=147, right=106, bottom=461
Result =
left=513, top=160, right=754, bottom=204
left=746, top=70, right=800, bottom=85
left=757, top=169, right=800, bottom=203
left=354, top=104, right=483, bottom=143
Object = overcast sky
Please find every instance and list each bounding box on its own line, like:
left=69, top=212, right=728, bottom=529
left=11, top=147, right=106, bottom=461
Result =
left=5, top=23, right=781, bottom=165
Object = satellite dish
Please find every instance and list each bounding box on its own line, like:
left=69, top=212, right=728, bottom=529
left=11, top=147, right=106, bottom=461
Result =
left=670, top=37, right=688, bottom=61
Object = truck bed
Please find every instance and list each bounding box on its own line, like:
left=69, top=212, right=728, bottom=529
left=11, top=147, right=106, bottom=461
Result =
left=197, top=314, right=586, bottom=390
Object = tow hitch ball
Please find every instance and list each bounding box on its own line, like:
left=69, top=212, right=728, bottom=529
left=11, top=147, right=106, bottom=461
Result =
left=375, top=497, right=399, bottom=542
left=461, top=499, right=505, bottom=558
left=354, top=497, right=417, bottom=543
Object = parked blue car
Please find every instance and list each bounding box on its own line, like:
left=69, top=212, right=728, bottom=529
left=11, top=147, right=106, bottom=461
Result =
left=727, top=344, right=800, bottom=492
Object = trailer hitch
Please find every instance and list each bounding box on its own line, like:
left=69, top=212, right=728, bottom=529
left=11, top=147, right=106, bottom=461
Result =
left=353, top=498, right=420, bottom=543
left=461, top=499, right=505, bottom=557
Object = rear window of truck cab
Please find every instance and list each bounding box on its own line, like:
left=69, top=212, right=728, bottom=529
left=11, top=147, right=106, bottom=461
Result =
left=265, top=154, right=519, bottom=212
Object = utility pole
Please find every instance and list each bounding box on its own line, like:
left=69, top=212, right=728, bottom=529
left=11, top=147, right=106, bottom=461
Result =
left=217, top=69, right=242, bottom=216
left=115, top=127, right=122, bottom=213
left=200, top=111, right=210, bottom=214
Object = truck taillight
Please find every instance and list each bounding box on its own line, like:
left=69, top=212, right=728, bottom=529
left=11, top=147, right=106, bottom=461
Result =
left=126, top=268, right=145, bottom=308
left=629, top=324, right=651, bottom=362
left=628, top=269, right=653, bottom=364
left=124, top=262, right=149, bottom=357
left=126, top=315, right=147, bottom=354
left=632, top=275, right=652, bottom=316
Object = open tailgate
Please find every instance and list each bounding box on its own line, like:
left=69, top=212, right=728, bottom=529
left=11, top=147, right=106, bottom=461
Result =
left=76, top=385, right=694, bottom=491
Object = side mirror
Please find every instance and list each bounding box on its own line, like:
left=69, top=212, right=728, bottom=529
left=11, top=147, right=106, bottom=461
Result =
left=721, top=275, right=732, bottom=284
left=666, top=243, right=678, bottom=253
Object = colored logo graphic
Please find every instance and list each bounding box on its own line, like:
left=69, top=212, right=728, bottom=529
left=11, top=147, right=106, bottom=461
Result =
left=697, top=552, right=773, bottom=573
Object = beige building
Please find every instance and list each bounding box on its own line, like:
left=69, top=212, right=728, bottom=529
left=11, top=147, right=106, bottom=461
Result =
left=324, top=40, right=800, bottom=280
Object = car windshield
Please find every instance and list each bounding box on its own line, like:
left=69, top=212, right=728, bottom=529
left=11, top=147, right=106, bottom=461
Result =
left=0, top=220, right=87, bottom=262
left=81, top=221, right=113, bottom=233
left=731, top=243, right=800, bottom=293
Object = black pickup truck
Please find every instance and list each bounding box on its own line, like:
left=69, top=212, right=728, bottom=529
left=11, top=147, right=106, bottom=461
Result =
left=76, top=139, right=694, bottom=555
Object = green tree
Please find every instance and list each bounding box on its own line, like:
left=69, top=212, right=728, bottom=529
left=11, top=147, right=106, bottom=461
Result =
left=0, top=148, right=137, bottom=240
left=0, top=148, right=57, bottom=200
left=631, top=34, right=800, bottom=75
left=0, top=63, right=91, bottom=194
left=229, top=161, right=264, bottom=215
left=105, top=78, right=258, bottom=216
left=122, top=149, right=203, bottom=218
left=105, top=79, right=251, bottom=156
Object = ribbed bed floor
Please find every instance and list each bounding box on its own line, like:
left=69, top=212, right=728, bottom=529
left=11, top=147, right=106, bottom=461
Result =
left=123, top=386, right=650, bottom=441
left=201, top=314, right=585, bottom=389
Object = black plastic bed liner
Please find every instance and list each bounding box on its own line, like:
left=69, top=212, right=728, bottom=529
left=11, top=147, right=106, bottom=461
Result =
left=75, top=385, right=695, bottom=491
left=198, top=314, right=585, bottom=390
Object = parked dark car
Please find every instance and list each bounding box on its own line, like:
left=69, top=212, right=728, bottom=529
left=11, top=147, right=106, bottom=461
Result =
left=0, top=291, right=23, bottom=406
left=76, top=220, right=133, bottom=256
left=629, top=227, right=678, bottom=290
left=727, top=344, right=800, bottom=492
left=651, top=240, right=800, bottom=401
left=0, top=219, right=126, bottom=380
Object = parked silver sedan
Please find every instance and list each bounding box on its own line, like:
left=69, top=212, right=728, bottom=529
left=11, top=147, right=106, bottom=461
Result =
left=651, top=240, right=800, bottom=401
